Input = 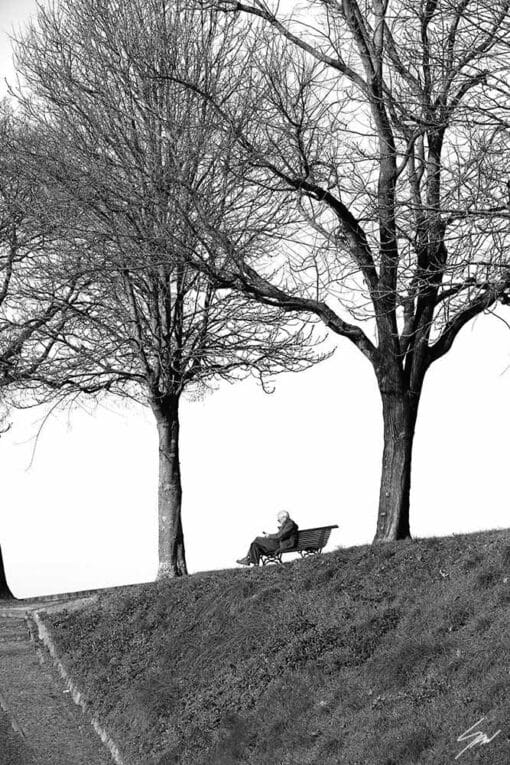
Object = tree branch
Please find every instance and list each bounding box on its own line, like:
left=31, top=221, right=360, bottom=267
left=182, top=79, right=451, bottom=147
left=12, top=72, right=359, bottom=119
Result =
left=429, top=285, right=504, bottom=363
left=211, top=0, right=368, bottom=90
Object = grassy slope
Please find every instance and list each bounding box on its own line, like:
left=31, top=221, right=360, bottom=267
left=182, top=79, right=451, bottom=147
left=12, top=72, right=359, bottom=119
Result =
left=45, top=530, right=510, bottom=765
left=0, top=711, right=36, bottom=765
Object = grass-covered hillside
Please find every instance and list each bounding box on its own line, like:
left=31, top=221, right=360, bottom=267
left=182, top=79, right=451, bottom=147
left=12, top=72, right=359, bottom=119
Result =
left=44, top=530, right=510, bottom=764
left=0, top=711, right=35, bottom=765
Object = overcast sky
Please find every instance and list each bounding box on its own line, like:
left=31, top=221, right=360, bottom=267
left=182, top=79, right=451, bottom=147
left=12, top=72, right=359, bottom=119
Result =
left=1, top=1, right=510, bottom=598
left=0, top=0, right=36, bottom=95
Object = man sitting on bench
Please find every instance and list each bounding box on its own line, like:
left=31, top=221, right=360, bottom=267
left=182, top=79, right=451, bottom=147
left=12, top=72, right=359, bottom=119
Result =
left=236, top=511, right=299, bottom=566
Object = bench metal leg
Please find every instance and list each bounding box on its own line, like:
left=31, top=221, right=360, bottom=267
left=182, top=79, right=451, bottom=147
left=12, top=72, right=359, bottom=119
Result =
left=261, top=553, right=282, bottom=565
left=298, top=548, right=322, bottom=558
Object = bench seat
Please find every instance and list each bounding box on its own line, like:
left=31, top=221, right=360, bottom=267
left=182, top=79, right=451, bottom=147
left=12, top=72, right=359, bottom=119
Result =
left=260, top=524, right=338, bottom=565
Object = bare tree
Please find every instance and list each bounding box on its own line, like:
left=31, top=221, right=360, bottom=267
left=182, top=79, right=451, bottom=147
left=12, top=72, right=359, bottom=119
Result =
left=177, top=0, right=510, bottom=541
left=0, top=546, right=14, bottom=599
left=0, top=104, right=86, bottom=598
left=0, top=105, right=81, bottom=402
left=13, top=0, right=319, bottom=577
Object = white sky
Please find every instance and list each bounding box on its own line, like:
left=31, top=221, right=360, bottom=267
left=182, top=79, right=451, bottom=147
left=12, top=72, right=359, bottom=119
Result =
left=1, top=1, right=509, bottom=598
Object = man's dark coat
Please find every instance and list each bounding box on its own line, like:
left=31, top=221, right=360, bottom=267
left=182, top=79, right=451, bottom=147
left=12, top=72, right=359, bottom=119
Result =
left=247, top=517, right=299, bottom=564
left=266, top=518, right=299, bottom=551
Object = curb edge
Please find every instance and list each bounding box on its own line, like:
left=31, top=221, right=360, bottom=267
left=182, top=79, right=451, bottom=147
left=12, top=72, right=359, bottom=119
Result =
left=32, top=610, right=126, bottom=765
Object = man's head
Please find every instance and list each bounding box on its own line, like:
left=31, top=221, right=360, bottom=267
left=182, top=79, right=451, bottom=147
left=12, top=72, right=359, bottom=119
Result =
left=277, top=510, right=289, bottom=524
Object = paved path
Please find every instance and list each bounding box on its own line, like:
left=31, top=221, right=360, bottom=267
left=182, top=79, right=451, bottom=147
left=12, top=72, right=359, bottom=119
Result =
left=0, top=601, right=114, bottom=765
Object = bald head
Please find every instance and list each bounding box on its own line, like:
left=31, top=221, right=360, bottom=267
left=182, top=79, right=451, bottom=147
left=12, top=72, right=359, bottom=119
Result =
left=277, top=510, right=289, bottom=524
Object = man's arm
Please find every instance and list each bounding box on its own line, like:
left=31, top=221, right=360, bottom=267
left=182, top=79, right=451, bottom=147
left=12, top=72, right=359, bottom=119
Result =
left=272, top=519, right=297, bottom=541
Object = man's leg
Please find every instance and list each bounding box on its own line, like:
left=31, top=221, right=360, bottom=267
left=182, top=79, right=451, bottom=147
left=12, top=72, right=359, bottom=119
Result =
left=249, top=537, right=279, bottom=565
left=237, top=537, right=278, bottom=566
left=248, top=539, right=263, bottom=565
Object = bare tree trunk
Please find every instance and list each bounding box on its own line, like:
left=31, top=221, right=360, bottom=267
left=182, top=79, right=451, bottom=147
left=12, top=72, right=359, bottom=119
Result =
left=152, top=395, right=188, bottom=578
left=373, top=389, right=420, bottom=542
left=0, top=545, right=14, bottom=599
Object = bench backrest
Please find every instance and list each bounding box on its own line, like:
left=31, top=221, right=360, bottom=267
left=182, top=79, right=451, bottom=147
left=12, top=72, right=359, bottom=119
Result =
left=293, top=525, right=338, bottom=551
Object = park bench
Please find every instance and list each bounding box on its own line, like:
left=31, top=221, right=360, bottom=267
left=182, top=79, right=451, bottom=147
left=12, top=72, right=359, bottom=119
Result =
left=260, top=525, right=338, bottom=565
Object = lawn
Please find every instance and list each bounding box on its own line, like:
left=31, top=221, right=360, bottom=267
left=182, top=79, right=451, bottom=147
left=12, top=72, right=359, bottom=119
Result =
left=0, top=711, right=35, bottom=765
left=42, top=529, right=510, bottom=764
